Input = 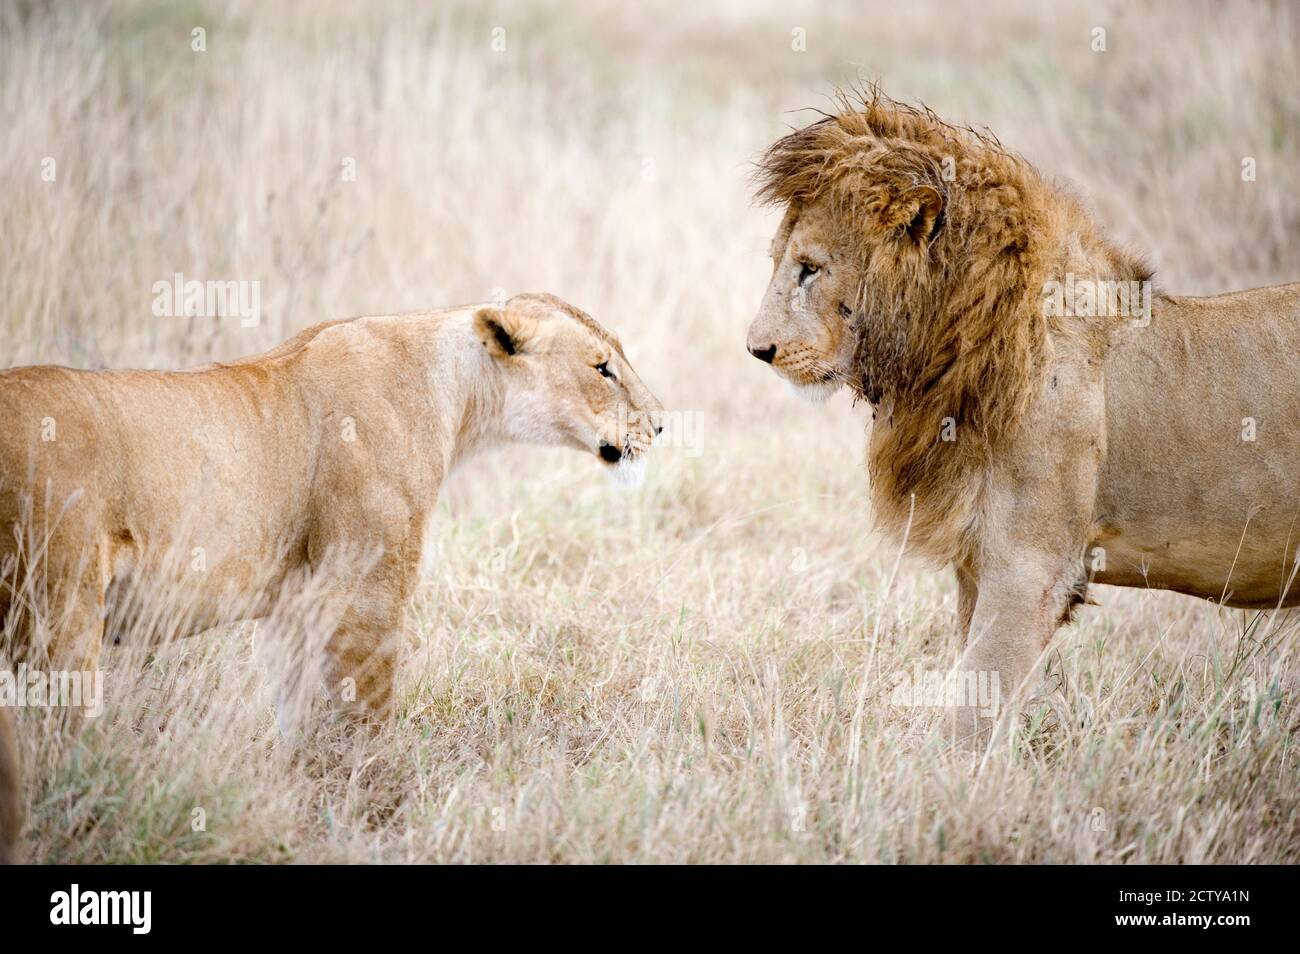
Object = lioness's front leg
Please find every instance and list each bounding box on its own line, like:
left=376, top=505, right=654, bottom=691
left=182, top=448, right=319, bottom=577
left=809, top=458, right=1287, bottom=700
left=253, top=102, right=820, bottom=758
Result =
left=0, top=705, right=18, bottom=865
left=320, top=557, right=415, bottom=726
left=300, top=513, right=419, bottom=728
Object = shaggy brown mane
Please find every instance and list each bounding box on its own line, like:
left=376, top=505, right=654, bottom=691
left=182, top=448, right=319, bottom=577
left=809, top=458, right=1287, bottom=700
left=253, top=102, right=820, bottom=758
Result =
left=754, top=85, right=1151, bottom=563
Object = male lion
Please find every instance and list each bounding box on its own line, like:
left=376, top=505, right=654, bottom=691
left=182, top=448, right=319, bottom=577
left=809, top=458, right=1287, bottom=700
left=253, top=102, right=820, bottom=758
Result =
left=0, top=292, right=662, bottom=725
left=746, top=90, right=1300, bottom=743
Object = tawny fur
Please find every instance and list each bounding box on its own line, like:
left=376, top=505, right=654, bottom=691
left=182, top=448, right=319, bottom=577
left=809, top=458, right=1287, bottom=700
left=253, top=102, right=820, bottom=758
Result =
left=0, top=293, right=662, bottom=725
left=0, top=706, right=17, bottom=864
left=754, top=88, right=1152, bottom=564
left=748, top=87, right=1300, bottom=743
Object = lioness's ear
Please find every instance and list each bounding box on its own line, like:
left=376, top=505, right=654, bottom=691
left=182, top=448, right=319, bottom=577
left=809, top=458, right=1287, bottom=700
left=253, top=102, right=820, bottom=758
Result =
left=892, top=186, right=945, bottom=247
left=475, top=306, right=534, bottom=358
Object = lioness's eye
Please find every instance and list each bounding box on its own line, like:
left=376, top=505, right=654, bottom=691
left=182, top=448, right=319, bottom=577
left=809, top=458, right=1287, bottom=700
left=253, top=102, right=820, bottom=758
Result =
left=798, top=262, right=820, bottom=285
left=596, top=361, right=616, bottom=380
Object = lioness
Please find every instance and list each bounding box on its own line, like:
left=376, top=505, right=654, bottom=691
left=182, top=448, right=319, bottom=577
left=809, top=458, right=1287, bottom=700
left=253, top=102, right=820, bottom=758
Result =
left=0, top=706, right=17, bottom=864
left=746, top=90, right=1300, bottom=742
left=0, top=292, right=662, bottom=723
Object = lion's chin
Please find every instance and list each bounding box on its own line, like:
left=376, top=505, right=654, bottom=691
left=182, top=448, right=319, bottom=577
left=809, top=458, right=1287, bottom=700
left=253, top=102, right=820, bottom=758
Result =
left=606, top=454, right=647, bottom=488
left=785, top=377, right=842, bottom=405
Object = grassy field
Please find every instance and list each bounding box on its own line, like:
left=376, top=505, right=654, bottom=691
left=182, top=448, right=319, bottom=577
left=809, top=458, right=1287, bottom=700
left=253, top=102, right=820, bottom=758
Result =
left=2, top=0, right=1299, bottom=862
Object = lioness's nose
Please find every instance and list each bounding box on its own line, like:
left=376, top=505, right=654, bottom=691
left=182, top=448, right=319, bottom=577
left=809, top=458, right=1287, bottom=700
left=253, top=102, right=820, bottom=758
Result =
left=749, top=343, right=777, bottom=364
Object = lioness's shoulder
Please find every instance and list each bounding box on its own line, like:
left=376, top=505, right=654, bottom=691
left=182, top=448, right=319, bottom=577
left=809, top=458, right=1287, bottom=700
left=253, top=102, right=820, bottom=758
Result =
left=216, top=317, right=356, bottom=368
left=221, top=310, right=463, bottom=371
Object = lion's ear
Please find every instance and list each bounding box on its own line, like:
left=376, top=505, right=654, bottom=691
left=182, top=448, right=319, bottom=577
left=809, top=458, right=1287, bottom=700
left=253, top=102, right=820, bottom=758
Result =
left=475, top=306, right=535, bottom=359
left=893, top=185, right=945, bottom=247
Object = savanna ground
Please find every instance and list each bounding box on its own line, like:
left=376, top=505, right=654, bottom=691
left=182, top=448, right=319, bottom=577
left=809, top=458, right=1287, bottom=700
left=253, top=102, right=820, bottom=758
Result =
left=2, top=0, right=1299, bottom=863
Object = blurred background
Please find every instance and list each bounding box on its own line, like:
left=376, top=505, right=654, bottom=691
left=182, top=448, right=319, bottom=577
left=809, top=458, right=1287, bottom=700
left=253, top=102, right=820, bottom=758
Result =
left=2, top=0, right=1298, bottom=862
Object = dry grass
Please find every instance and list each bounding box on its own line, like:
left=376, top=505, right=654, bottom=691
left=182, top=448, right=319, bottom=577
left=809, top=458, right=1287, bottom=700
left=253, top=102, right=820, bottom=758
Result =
left=2, top=0, right=1298, bottom=863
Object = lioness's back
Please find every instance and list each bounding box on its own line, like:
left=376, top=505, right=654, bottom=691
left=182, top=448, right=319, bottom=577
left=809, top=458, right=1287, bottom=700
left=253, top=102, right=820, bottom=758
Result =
left=0, top=358, right=325, bottom=640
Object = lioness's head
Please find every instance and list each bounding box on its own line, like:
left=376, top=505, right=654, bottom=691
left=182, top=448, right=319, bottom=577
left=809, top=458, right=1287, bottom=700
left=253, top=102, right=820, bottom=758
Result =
left=475, top=293, right=663, bottom=485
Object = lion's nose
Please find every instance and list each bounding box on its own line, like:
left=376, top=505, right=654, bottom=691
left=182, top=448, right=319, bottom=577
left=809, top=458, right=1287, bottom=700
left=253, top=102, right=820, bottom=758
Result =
left=748, top=343, right=777, bottom=364
left=599, top=442, right=622, bottom=462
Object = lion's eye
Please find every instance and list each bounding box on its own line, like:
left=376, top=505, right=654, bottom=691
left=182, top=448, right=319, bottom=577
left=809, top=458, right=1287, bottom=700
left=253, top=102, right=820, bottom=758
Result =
left=798, top=262, right=820, bottom=285
left=839, top=303, right=853, bottom=319
left=596, top=361, right=616, bottom=380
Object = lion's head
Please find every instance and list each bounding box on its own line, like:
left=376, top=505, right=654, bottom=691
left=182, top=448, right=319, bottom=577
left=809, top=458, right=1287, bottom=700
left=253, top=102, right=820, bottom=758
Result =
left=475, top=293, right=663, bottom=485
left=747, top=89, right=1042, bottom=418
left=747, top=89, right=1150, bottom=560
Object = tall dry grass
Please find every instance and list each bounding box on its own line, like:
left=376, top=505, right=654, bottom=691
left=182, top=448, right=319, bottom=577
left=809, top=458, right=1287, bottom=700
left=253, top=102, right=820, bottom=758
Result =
left=1, top=0, right=1298, bottom=862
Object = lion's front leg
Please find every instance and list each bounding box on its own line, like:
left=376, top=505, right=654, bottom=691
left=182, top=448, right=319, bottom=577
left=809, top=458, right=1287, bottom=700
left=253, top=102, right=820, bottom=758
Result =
left=946, top=561, right=1076, bottom=751
left=944, top=357, right=1103, bottom=752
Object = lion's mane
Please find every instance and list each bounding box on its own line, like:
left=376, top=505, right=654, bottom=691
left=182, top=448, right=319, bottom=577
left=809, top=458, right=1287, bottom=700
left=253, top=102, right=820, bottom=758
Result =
left=755, top=86, right=1151, bottom=563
